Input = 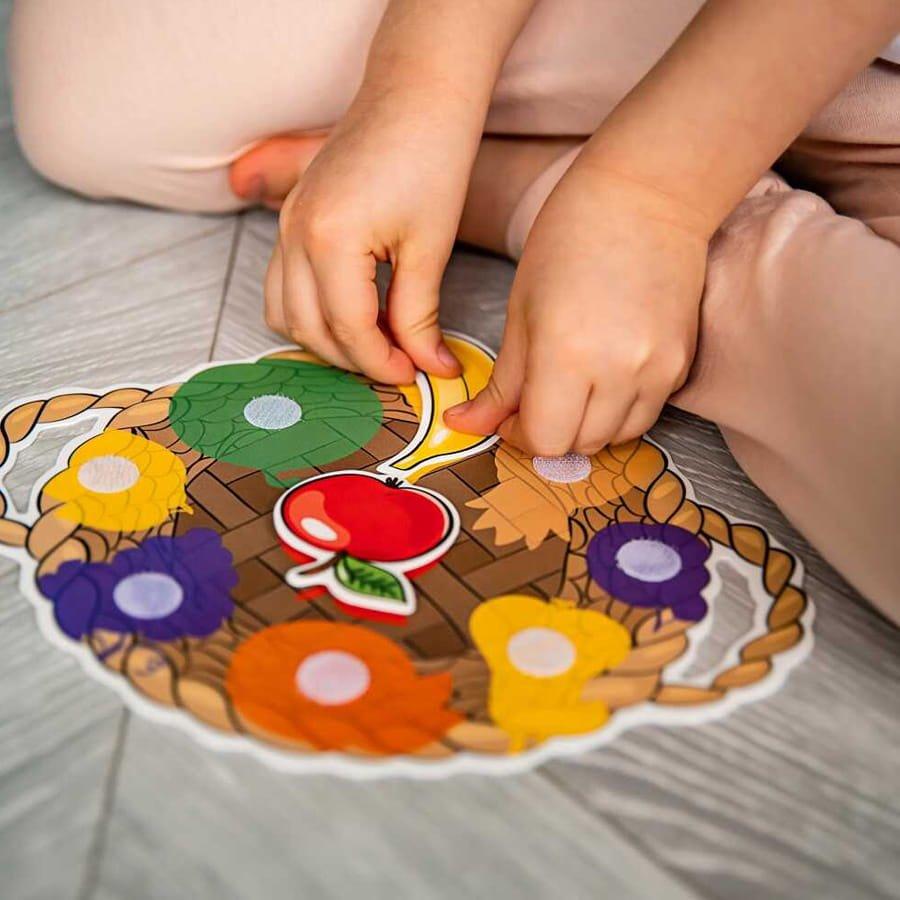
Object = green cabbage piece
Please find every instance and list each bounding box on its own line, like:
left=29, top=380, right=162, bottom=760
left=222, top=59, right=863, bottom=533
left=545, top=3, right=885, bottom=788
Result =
left=169, top=359, right=383, bottom=486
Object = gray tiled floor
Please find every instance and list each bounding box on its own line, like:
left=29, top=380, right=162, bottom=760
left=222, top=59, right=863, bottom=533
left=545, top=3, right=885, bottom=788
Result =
left=1, top=7, right=898, bottom=899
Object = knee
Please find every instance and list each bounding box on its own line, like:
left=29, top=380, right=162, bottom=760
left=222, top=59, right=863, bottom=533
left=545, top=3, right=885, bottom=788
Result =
left=13, top=84, right=245, bottom=214
left=10, top=4, right=119, bottom=200
left=12, top=75, right=245, bottom=213
left=699, top=185, right=831, bottom=335
left=12, top=87, right=109, bottom=201
left=8, top=2, right=243, bottom=213
left=672, top=185, right=827, bottom=424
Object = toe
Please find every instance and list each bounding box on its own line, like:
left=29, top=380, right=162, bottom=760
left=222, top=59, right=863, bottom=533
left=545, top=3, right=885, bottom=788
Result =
left=229, top=132, right=328, bottom=207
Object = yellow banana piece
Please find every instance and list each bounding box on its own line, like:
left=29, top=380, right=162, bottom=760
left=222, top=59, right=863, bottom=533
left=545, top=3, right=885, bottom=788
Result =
left=379, top=333, right=499, bottom=483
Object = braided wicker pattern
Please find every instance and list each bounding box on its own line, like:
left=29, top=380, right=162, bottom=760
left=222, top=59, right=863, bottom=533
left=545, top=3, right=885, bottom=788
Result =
left=557, top=438, right=807, bottom=710
left=0, top=386, right=177, bottom=563
left=0, top=363, right=809, bottom=761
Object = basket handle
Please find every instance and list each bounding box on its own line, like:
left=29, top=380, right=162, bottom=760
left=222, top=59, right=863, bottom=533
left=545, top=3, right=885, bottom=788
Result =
left=635, top=444, right=808, bottom=704
left=571, top=439, right=809, bottom=709
left=0, top=386, right=177, bottom=550
left=649, top=504, right=808, bottom=704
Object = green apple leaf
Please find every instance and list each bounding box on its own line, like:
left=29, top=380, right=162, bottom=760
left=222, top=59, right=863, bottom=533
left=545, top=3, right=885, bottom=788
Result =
left=335, top=556, right=405, bottom=603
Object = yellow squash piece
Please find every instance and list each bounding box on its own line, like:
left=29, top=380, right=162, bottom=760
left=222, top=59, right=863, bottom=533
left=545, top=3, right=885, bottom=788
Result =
left=470, top=594, right=632, bottom=752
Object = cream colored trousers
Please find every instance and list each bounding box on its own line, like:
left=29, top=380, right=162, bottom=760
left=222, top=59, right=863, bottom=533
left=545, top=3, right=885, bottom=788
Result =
left=8, top=1, right=900, bottom=622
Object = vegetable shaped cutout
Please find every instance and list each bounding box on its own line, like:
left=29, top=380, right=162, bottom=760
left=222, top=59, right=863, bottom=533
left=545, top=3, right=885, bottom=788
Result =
left=44, top=430, right=190, bottom=531
left=168, top=358, right=383, bottom=487
left=587, top=522, right=711, bottom=624
left=470, top=595, right=632, bottom=751
left=274, top=471, right=458, bottom=619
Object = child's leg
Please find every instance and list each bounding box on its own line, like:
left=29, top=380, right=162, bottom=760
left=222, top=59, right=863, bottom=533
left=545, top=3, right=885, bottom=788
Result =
left=674, top=61, right=900, bottom=622
left=8, top=0, right=702, bottom=212
left=673, top=177, right=900, bottom=624
left=778, top=62, right=900, bottom=244
left=8, top=0, right=386, bottom=212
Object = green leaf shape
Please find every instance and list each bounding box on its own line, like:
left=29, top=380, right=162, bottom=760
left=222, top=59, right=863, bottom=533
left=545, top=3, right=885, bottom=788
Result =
left=335, top=555, right=405, bottom=604
left=169, top=360, right=383, bottom=486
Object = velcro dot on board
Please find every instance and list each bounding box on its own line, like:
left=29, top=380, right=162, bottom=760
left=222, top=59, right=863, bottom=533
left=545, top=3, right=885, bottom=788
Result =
left=532, top=452, right=591, bottom=484
left=113, top=572, right=185, bottom=620
left=77, top=455, right=141, bottom=493
left=507, top=627, right=576, bottom=678
left=243, top=394, right=303, bottom=430
left=295, top=651, right=371, bottom=706
left=615, top=538, right=683, bottom=583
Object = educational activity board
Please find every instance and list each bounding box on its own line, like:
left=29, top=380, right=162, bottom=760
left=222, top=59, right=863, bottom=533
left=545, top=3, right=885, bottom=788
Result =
left=0, top=334, right=812, bottom=776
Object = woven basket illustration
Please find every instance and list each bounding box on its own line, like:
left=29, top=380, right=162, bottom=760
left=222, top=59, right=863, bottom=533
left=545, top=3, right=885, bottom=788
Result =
left=0, top=341, right=810, bottom=770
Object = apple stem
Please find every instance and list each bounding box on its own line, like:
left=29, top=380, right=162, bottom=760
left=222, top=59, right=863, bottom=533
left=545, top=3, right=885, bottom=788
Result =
left=284, top=553, right=337, bottom=588
left=305, top=555, right=337, bottom=575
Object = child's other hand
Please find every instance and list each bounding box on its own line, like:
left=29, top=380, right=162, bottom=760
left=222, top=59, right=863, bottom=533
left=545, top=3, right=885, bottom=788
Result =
left=447, top=167, right=709, bottom=455
left=266, top=88, right=475, bottom=385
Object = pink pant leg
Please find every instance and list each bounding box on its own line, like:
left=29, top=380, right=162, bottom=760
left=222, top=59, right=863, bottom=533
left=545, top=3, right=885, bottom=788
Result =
left=778, top=62, right=900, bottom=244
left=672, top=62, right=900, bottom=621
left=7, top=0, right=703, bottom=211
left=673, top=178, right=900, bottom=622
left=8, top=0, right=387, bottom=211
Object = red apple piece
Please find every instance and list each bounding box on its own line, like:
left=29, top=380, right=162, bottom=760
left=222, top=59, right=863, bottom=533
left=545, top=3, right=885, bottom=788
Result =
left=281, top=473, right=449, bottom=563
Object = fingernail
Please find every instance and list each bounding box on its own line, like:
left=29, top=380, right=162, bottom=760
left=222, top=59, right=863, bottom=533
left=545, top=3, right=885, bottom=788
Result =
left=445, top=400, right=472, bottom=418
left=438, top=342, right=460, bottom=371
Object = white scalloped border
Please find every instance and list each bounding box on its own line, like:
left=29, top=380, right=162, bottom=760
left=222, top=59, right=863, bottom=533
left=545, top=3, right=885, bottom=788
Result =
left=0, top=344, right=814, bottom=779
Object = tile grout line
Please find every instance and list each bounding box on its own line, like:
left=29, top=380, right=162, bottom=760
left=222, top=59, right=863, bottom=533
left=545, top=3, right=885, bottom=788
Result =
left=537, top=764, right=708, bottom=900
left=208, top=214, right=244, bottom=361
left=75, top=709, right=131, bottom=900
left=72, top=211, right=241, bottom=900
left=0, top=221, right=230, bottom=319
left=242, top=217, right=278, bottom=245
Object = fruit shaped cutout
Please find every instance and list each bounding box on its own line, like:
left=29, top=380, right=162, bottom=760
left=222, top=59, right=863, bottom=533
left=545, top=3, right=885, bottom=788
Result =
left=376, top=332, right=498, bottom=483
left=274, top=470, right=459, bottom=620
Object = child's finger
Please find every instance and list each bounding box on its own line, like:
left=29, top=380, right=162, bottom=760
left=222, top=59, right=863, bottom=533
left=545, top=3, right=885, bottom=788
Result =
left=609, top=392, right=666, bottom=446
left=388, top=245, right=462, bottom=378
left=501, top=357, right=588, bottom=456
left=444, top=316, right=526, bottom=435
left=308, top=249, right=416, bottom=385
left=281, top=245, right=357, bottom=371
left=263, top=242, right=287, bottom=336
left=572, top=386, right=637, bottom=455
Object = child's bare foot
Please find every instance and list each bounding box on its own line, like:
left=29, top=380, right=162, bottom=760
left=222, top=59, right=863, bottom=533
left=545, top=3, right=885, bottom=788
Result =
left=229, top=132, right=329, bottom=209
left=230, top=131, right=581, bottom=254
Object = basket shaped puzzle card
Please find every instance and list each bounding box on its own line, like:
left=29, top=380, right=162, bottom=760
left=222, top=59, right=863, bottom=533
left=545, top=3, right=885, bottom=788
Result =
left=0, top=334, right=812, bottom=776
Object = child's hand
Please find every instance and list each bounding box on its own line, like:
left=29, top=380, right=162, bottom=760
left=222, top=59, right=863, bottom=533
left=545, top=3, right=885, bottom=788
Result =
left=447, top=167, right=709, bottom=455
left=266, top=88, right=477, bottom=385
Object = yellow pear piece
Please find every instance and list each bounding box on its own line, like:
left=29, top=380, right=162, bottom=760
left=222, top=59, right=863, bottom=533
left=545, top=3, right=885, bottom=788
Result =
left=378, top=333, right=498, bottom=483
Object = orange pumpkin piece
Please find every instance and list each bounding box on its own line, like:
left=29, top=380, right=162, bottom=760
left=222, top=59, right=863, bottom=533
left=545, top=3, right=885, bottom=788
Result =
left=226, top=621, right=462, bottom=754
